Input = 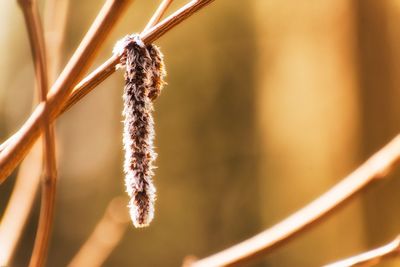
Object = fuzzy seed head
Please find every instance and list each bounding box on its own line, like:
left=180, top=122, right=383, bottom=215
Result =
left=117, top=34, right=166, bottom=228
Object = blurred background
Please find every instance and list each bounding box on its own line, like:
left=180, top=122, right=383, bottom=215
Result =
left=0, top=0, right=400, bottom=266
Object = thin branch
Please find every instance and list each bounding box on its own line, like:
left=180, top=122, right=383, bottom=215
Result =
left=0, top=3, right=69, bottom=264
left=141, top=0, right=215, bottom=44
left=17, top=0, right=57, bottom=266
left=18, top=0, right=50, bottom=102
left=0, top=138, right=10, bottom=154
left=187, top=134, right=400, bottom=267
left=0, top=142, right=42, bottom=265
left=17, top=0, right=56, bottom=179
left=60, top=55, right=120, bottom=114
left=67, top=197, right=130, bottom=267
left=0, top=0, right=68, bottom=155
left=143, top=0, right=174, bottom=32
left=324, top=235, right=400, bottom=267
left=0, top=0, right=215, bottom=182
left=29, top=170, right=57, bottom=267
left=44, top=0, right=69, bottom=83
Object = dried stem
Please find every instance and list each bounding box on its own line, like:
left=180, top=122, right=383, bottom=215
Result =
left=29, top=170, right=57, bottom=267
left=143, top=0, right=174, bottom=32
left=45, top=0, right=69, bottom=83
left=188, top=134, right=400, bottom=267
left=141, top=0, right=215, bottom=44
left=17, top=0, right=56, bottom=182
left=67, top=197, right=130, bottom=267
left=0, top=2, right=69, bottom=265
left=0, top=0, right=132, bottom=181
left=324, top=235, right=400, bottom=267
left=0, top=138, right=10, bottom=154
left=0, top=0, right=215, bottom=182
left=17, top=0, right=57, bottom=266
left=0, top=142, right=42, bottom=265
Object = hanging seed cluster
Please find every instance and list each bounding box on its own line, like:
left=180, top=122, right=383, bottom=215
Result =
left=115, top=35, right=166, bottom=228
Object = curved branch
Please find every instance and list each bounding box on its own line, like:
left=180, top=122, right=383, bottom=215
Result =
left=17, top=0, right=57, bottom=266
left=45, top=0, right=69, bottom=83
left=0, top=0, right=69, bottom=264
left=143, top=0, right=174, bottom=32
left=67, top=197, right=130, bottom=267
left=187, top=134, right=400, bottom=267
left=324, top=235, right=400, bottom=267
left=0, top=142, right=42, bottom=265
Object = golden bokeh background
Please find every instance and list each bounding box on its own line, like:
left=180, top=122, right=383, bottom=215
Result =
left=0, top=0, right=399, bottom=266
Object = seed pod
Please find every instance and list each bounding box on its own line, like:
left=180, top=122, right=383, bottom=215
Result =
left=116, top=35, right=166, bottom=227
left=147, top=44, right=166, bottom=100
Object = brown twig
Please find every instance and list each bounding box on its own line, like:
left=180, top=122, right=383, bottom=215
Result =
left=17, top=0, right=56, bottom=182
left=141, top=0, right=215, bottom=44
left=0, top=138, right=10, bottom=153
left=17, top=1, right=57, bottom=266
left=324, top=235, right=400, bottom=267
left=29, top=169, right=57, bottom=267
left=0, top=2, right=69, bottom=264
left=0, top=0, right=215, bottom=182
left=187, top=135, right=400, bottom=267
left=44, top=0, right=69, bottom=83
left=0, top=142, right=42, bottom=265
left=143, top=0, right=174, bottom=32
left=67, top=197, right=130, bottom=267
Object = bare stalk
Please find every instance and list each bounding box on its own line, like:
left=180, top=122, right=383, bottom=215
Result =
left=17, top=0, right=56, bottom=181
left=0, top=2, right=69, bottom=264
left=0, top=0, right=215, bottom=182
left=45, top=0, right=69, bottom=83
left=0, top=142, right=42, bottom=265
left=324, top=235, right=400, bottom=267
left=187, top=134, right=400, bottom=267
left=17, top=1, right=57, bottom=266
left=29, top=172, right=57, bottom=267
left=67, top=197, right=130, bottom=267
left=143, top=0, right=174, bottom=32
left=0, top=138, right=9, bottom=153
left=141, top=0, right=214, bottom=44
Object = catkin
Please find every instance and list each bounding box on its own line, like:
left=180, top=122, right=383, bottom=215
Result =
left=115, top=35, right=166, bottom=227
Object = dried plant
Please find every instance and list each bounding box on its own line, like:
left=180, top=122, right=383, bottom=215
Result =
left=187, top=135, right=400, bottom=267
left=0, top=1, right=68, bottom=264
left=17, top=0, right=57, bottom=266
left=0, top=0, right=399, bottom=266
left=68, top=197, right=130, bottom=267
left=323, top=235, right=400, bottom=267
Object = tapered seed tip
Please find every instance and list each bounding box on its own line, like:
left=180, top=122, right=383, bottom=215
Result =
left=128, top=197, right=155, bottom=228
